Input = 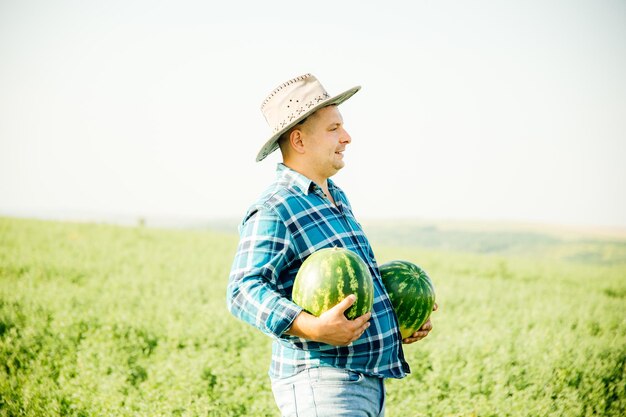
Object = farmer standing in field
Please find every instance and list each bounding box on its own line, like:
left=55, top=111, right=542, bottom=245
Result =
left=227, top=74, right=435, bottom=416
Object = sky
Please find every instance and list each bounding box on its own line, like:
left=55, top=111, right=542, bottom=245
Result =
left=1, top=0, right=625, bottom=228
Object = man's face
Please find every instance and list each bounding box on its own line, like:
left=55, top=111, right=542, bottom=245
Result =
left=300, top=105, right=352, bottom=178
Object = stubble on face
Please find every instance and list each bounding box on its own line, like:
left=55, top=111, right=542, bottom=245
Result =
left=301, top=106, right=350, bottom=178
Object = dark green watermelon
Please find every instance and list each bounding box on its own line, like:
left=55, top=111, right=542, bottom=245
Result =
left=379, top=260, right=436, bottom=338
left=292, top=247, right=374, bottom=320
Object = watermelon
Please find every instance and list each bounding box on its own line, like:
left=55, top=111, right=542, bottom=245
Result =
left=292, top=247, right=374, bottom=320
left=379, top=260, right=436, bottom=339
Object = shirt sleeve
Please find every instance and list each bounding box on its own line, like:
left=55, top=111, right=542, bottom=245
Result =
left=226, top=206, right=303, bottom=338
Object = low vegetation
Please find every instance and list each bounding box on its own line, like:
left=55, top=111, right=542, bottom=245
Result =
left=0, top=217, right=624, bottom=416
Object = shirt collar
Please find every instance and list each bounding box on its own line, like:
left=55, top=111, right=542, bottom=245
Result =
left=276, top=163, right=337, bottom=196
left=276, top=163, right=313, bottom=195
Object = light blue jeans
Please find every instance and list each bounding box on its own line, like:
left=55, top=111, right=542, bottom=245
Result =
left=270, top=366, right=386, bottom=417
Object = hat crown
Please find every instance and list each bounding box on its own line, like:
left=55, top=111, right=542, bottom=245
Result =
left=260, top=74, right=331, bottom=135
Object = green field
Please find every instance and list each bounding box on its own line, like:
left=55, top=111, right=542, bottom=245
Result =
left=1, top=217, right=625, bottom=416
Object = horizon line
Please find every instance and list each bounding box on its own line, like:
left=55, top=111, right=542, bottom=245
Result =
left=2, top=208, right=626, bottom=239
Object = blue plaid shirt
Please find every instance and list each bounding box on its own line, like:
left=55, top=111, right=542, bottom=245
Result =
left=227, top=163, right=410, bottom=379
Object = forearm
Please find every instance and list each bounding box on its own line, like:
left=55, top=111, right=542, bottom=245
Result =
left=284, top=295, right=372, bottom=346
left=284, top=310, right=319, bottom=340
left=227, top=275, right=302, bottom=337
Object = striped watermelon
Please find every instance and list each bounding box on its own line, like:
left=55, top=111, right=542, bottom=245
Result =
left=379, top=260, right=436, bottom=339
left=292, top=247, right=374, bottom=320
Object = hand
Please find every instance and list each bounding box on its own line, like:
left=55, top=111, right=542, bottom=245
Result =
left=402, top=302, right=438, bottom=344
left=286, top=295, right=371, bottom=346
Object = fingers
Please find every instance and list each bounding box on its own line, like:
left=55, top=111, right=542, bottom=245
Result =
left=356, top=315, right=371, bottom=333
left=403, top=330, right=428, bottom=344
left=314, top=294, right=373, bottom=346
left=403, top=334, right=425, bottom=344
left=332, top=295, right=372, bottom=322
left=403, top=319, right=433, bottom=344
left=433, top=302, right=439, bottom=311
left=342, top=297, right=371, bottom=342
left=352, top=319, right=370, bottom=341
left=353, top=309, right=372, bottom=325
left=333, top=294, right=356, bottom=313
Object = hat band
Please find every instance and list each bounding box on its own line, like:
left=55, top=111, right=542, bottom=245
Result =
left=272, top=92, right=331, bottom=133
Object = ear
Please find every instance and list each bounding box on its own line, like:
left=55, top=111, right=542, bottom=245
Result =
left=288, top=128, right=306, bottom=155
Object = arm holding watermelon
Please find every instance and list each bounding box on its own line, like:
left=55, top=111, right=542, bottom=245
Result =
left=285, top=294, right=371, bottom=346
left=227, top=209, right=306, bottom=338
left=228, top=209, right=373, bottom=347
left=402, top=303, right=438, bottom=344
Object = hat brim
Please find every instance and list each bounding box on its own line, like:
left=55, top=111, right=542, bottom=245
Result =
left=256, top=85, right=361, bottom=162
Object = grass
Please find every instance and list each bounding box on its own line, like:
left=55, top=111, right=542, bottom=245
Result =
left=0, top=217, right=624, bottom=416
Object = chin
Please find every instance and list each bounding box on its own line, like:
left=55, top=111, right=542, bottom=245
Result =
left=330, top=166, right=343, bottom=175
left=333, top=160, right=345, bottom=170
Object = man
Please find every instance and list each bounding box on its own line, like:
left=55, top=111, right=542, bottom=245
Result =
left=227, top=74, right=435, bottom=416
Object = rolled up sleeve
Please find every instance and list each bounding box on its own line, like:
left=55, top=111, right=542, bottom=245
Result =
left=226, top=206, right=302, bottom=338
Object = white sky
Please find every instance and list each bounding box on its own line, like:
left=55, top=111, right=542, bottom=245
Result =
left=1, top=0, right=625, bottom=227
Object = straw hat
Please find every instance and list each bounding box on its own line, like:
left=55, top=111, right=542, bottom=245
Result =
left=256, top=74, right=360, bottom=162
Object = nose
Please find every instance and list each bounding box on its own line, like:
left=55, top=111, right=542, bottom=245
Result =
left=340, top=127, right=352, bottom=144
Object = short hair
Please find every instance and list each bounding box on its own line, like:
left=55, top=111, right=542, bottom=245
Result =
left=278, top=116, right=309, bottom=149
